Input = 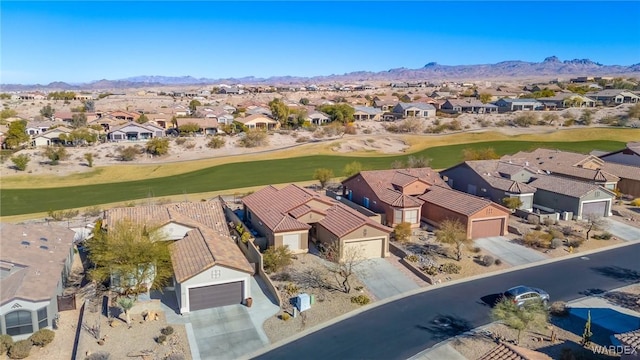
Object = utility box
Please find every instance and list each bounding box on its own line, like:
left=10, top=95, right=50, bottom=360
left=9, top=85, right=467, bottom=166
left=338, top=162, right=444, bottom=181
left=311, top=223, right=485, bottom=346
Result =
left=295, top=293, right=311, bottom=312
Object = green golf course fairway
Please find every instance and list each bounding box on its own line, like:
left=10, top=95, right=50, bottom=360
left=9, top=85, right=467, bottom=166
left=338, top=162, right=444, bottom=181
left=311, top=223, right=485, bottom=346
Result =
left=0, top=139, right=626, bottom=216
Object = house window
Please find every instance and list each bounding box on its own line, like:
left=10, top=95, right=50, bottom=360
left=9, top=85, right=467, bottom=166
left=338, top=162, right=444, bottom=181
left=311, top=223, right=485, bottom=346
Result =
left=5, top=310, right=33, bottom=336
left=37, top=307, right=48, bottom=329
left=363, top=197, right=370, bottom=208
left=393, top=209, right=403, bottom=224
left=405, top=210, right=418, bottom=224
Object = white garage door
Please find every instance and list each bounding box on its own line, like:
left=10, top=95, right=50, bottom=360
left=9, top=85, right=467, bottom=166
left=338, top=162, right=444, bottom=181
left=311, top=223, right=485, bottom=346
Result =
left=582, top=201, right=607, bottom=217
left=283, top=233, right=301, bottom=251
left=344, top=239, right=383, bottom=259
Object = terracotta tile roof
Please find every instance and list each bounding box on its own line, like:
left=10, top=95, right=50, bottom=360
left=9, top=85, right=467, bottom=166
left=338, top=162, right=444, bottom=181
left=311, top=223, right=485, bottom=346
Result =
left=419, top=185, right=508, bottom=216
left=175, top=117, right=219, bottom=129
left=242, top=184, right=336, bottom=233
left=504, top=155, right=618, bottom=183
left=288, top=204, right=326, bottom=219
left=318, top=204, right=391, bottom=238
left=0, top=223, right=75, bottom=305
left=235, top=114, right=278, bottom=125
left=355, top=168, right=447, bottom=208
left=615, top=329, right=640, bottom=349
left=479, top=342, right=552, bottom=360
left=105, top=199, right=252, bottom=282
left=627, top=142, right=640, bottom=155
left=529, top=175, right=610, bottom=198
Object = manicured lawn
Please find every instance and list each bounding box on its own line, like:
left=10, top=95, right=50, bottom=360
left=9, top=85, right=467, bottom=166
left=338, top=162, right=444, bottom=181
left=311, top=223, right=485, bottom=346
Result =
left=0, top=140, right=625, bottom=216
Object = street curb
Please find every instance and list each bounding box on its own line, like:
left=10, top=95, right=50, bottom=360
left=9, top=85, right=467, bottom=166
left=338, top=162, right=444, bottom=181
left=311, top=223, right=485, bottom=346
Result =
left=244, top=240, right=639, bottom=359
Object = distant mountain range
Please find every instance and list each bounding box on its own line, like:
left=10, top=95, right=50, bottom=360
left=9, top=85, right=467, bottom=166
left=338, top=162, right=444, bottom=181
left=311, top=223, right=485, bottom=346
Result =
left=3, top=56, right=640, bottom=91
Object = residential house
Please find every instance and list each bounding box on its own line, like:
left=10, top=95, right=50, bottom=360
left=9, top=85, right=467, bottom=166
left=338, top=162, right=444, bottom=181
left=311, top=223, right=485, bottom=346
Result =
left=479, top=342, right=552, bottom=360
left=352, top=106, right=382, bottom=121
left=392, top=102, right=436, bottom=119
left=25, top=121, right=54, bottom=136
left=108, top=121, right=165, bottom=141
left=599, top=142, right=640, bottom=167
left=441, top=161, right=537, bottom=212
left=219, top=86, right=243, bottom=95
left=441, top=98, right=498, bottom=114
left=494, top=98, right=544, bottom=112
left=216, top=114, right=235, bottom=125
left=234, top=114, right=280, bottom=130
left=614, top=330, right=640, bottom=360
left=391, top=82, right=409, bottom=88
left=418, top=186, right=510, bottom=239
left=52, top=112, right=74, bottom=123
left=430, top=91, right=455, bottom=99
left=523, top=83, right=564, bottom=93
left=169, top=105, right=190, bottom=117
left=145, top=113, right=173, bottom=129
left=373, top=96, right=398, bottom=111
left=306, top=111, right=330, bottom=125
left=504, top=149, right=619, bottom=190
left=537, top=93, right=596, bottom=108
left=341, top=168, right=447, bottom=228
left=587, top=89, right=640, bottom=105
left=246, top=106, right=272, bottom=116
left=104, top=199, right=254, bottom=313
left=441, top=160, right=615, bottom=219
left=242, top=184, right=391, bottom=260
left=476, top=89, right=519, bottom=102
left=31, top=126, right=73, bottom=147
left=105, top=110, right=140, bottom=122
left=175, top=117, right=219, bottom=135
left=0, top=223, right=75, bottom=340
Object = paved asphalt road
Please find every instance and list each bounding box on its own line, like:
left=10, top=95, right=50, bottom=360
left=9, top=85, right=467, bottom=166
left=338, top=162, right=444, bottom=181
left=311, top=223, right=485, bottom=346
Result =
left=255, top=243, right=640, bottom=360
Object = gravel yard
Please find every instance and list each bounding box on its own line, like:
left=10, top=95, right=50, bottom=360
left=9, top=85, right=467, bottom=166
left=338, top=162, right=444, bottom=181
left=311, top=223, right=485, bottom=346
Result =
left=262, top=251, right=373, bottom=344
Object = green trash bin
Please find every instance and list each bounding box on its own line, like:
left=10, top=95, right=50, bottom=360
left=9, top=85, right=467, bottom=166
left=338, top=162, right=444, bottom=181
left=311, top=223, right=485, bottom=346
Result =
left=310, top=294, right=315, bottom=305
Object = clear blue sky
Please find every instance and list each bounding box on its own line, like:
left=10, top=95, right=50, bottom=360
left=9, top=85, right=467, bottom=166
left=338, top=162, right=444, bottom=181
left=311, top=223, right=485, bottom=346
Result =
left=1, top=1, right=639, bottom=84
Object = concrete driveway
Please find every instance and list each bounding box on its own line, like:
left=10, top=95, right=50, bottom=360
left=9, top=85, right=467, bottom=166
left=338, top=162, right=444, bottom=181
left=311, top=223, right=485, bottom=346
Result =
left=474, top=236, right=547, bottom=266
left=604, top=218, right=640, bottom=241
left=355, top=258, right=420, bottom=300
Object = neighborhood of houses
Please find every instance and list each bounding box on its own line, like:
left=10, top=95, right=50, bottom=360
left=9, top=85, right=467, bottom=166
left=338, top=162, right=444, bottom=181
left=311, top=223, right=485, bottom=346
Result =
left=1, top=138, right=640, bottom=358
left=1, top=78, right=640, bottom=150
left=1, top=75, right=640, bottom=359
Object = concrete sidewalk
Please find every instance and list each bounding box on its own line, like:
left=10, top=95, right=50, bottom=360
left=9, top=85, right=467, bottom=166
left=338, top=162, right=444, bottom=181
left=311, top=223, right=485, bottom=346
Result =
left=474, top=236, right=548, bottom=266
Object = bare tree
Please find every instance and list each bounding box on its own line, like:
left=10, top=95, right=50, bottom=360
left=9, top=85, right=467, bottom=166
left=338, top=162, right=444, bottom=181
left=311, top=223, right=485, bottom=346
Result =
left=435, top=219, right=470, bottom=261
left=584, top=213, right=608, bottom=240
left=320, top=242, right=365, bottom=293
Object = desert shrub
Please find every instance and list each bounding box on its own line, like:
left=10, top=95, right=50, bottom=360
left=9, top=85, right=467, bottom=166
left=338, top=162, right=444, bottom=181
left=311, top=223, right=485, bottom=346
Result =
left=0, top=334, right=13, bottom=355
left=350, top=295, right=371, bottom=305
left=84, top=205, right=103, bottom=217
left=238, top=129, right=269, bottom=148
left=29, top=328, right=55, bottom=347
left=207, top=137, right=225, bottom=149
left=563, top=118, right=575, bottom=127
left=471, top=246, right=482, bottom=253
left=362, top=128, right=372, bottom=134
left=495, top=120, right=508, bottom=127
left=550, top=238, right=564, bottom=249
left=482, top=255, right=494, bottom=267
left=422, top=265, right=438, bottom=276
left=598, top=232, right=612, bottom=240
left=534, top=224, right=542, bottom=231
left=280, top=313, right=291, bottom=321
left=183, top=141, right=195, bottom=149
left=175, top=137, right=187, bottom=145
left=562, top=226, right=574, bottom=236
left=295, top=136, right=310, bottom=143
left=145, top=138, right=170, bottom=155
left=263, top=246, right=293, bottom=273
left=567, top=237, right=584, bottom=248
left=513, top=113, right=538, bottom=127
left=344, top=123, right=356, bottom=135
left=631, top=198, right=640, bottom=206
left=86, top=351, right=111, bottom=360
left=549, top=301, right=569, bottom=317
left=7, top=340, right=31, bottom=359
left=405, top=254, right=419, bottom=262
left=523, top=231, right=553, bottom=248
left=10, top=154, right=30, bottom=171
left=393, top=222, right=412, bottom=243
left=283, top=283, right=299, bottom=296
left=160, top=326, right=174, bottom=336
left=543, top=218, right=555, bottom=227
left=442, top=262, right=461, bottom=274
left=549, top=229, right=564, bottom=239
left=118, top=146, right=140, bottom=161
left=494, top=258, right=502, bottom=266
left=527, top=215, right=540, bottom=225
left=44, top=146, right=69, bottom=165
left=156, top=335, right=167, bottom=344
left=240, top=231, right=251, bottom=243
